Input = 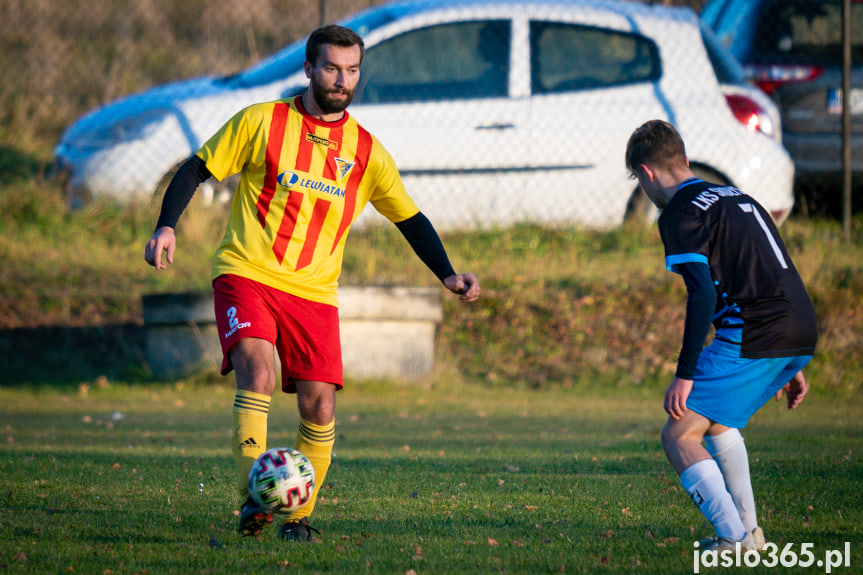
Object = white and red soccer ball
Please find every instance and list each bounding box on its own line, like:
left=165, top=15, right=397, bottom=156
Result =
left=248, top=447, right=315, bottom=513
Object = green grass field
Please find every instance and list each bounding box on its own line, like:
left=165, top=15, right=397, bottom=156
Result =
left=1, top=381, right=861, bottom=574
left=2, top=1, right=862, bottom=570
left=0, top=177, right=861, bottom=573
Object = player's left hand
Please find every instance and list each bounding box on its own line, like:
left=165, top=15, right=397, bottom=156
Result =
left=444, top=273, right=480, bottom=302
left=664, top=377, right=693, bottom=420
left=145, top=226, right=176, bottom=270
left=775, top=370, right=808, bottom=410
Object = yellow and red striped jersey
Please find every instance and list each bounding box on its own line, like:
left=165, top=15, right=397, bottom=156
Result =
left=198, top=95, right=418, bottom=306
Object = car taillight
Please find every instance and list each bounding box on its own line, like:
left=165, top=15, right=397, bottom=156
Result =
left=725, top=93, right=775, bottom=139
left=744, top=64, right=823, bottom=95
left=771, top=208, right=790, bottom=226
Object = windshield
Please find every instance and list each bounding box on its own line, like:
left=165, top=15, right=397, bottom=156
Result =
left=225, top=7, right=402, bottom=89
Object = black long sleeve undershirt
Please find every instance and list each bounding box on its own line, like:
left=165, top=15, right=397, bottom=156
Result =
left=676, top=261, right=716, bottom=379
left=394, top=212, right=456, bottom=284
left=155, top=155, right=212, bottom=230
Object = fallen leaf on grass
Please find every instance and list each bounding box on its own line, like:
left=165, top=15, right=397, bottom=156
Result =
left=487, top=538, right=500, bottom=547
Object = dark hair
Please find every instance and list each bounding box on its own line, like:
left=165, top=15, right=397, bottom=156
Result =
left=306, top=24, right=365, bottom=65
left=625, top=119, right=688, bottom=177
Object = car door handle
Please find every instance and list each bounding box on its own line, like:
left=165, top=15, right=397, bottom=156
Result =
left=475, top=123, right=516, bottom=131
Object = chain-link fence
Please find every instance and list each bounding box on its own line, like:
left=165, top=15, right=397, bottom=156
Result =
left=2, top=0, right=857, bottom=227
left=703, top=0, right=862, bottom=223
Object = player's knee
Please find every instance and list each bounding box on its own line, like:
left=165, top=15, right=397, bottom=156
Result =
left=233, top=359, right=277, bottom=394
left=660, top=419, right=693, bottom=451
left=660, top=422, right=676, bottom=452
left=295, top=382, right=336, bottom=423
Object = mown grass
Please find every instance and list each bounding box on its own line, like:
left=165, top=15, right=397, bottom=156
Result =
left=0, top=160, right=861, bottom=572
left=1, top=381, right=861, bottom=574
left=1, top=1, right=860, bottom=570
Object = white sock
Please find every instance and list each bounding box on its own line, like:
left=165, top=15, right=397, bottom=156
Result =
left=705, top=428, right=758, bottom=533
left=680, top=459, right=747, bottom=542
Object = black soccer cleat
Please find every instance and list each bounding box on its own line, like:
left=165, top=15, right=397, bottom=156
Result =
left=237, top=497, right=273, bottom=537
left=277, top=517, right=320, bottom=542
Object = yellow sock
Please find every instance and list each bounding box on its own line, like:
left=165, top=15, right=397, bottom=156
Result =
left=232, top=390, right=271, bottom=499
left=287, top=418, right=335, bottom=521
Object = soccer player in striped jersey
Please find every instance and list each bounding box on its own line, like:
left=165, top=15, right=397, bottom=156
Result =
left=145, top=25, right=480, bottom=542
left=625, top=120, right=817, bottom=553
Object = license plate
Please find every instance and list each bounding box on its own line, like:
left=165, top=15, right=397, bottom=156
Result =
left=827, top=88, right=863, bottom=115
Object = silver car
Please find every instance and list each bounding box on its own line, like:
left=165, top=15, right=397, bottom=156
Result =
left=54, top=0, right=795, bottom=228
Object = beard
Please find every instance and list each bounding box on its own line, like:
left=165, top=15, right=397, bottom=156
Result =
left=310, top=80, right=355, bottom=115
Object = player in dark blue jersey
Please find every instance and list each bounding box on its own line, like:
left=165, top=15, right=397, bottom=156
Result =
left=625, top=120, right=817, bottom=553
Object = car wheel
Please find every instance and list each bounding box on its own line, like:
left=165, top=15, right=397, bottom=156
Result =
left=624, top=186, right=658, bottom=225
left=201, top=174, right=237, bottom=205
left=624, top=164, right=731, bottom=225
left=153, top=162, right=184, bottom=200
left=154, top=164, right=237, bottom=206
left=690, top=164, right=730, bottom=187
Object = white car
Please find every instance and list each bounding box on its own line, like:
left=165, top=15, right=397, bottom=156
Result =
left=54, top=0, right=794, bottom=228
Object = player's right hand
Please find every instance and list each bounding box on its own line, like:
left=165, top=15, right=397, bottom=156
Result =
left=144, top=226, right=176, bottom=270
left=664, top=377, right=693, bottom=420
left=444, top=272, right=480, bottom=302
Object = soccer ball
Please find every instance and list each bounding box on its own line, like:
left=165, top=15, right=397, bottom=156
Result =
left=248, top=447, right=315, bottom=514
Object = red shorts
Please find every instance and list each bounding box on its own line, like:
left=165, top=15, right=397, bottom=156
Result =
left=212, top=274, right=343, bottom=393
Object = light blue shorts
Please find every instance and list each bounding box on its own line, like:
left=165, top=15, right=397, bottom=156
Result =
left=687, top=329, right=812, bottom=429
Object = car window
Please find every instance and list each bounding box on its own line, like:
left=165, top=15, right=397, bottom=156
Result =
left=530, top=21, right=660, bottom=94
left=753, top=0, right=863, bottom=62
left=228, top=9, right=400, bottom=88
left=699, top=0, right=730, bottom=28
left=700, top=22, right=746, bottom=85
left=700, top=0, right=755, bottom=55
left=354, top=20, right=511, bottom=104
